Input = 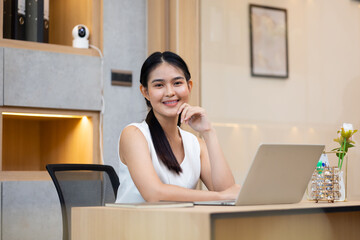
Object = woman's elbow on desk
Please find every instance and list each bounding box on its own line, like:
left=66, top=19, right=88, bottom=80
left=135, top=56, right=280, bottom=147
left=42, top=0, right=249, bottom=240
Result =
left=140, top=183, right=171, bottom=202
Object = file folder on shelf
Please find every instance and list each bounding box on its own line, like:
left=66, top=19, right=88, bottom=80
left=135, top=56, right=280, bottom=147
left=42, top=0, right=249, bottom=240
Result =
left=43, top=0, right=49, bottom=43
left=26, top=0, right=44, bottom=42
left=12, top=0, right=26, bottom=40
left=3, top=0, right=13, bottom=39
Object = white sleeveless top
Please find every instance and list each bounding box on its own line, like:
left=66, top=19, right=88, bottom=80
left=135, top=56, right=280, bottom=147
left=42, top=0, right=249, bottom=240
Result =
left=115, top=121, right=201, bottom=203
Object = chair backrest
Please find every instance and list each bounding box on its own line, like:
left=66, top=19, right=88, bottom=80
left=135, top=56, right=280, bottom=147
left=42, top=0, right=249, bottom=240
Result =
left=46, top=164, right=120, bottom=240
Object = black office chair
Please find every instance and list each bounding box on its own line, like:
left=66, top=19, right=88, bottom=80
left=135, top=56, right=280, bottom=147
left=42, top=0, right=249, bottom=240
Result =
left=46, top=164, right=120, bottom=240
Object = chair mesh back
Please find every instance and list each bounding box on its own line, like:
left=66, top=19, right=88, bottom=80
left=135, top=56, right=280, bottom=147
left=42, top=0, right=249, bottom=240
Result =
left=47, top=165, right=119, bottom=240
left=56, top=170, right=115, bottom=206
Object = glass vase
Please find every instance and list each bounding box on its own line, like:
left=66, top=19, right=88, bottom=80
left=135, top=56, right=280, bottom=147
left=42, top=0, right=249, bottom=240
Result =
left=307, top=153, right=347, bottom=202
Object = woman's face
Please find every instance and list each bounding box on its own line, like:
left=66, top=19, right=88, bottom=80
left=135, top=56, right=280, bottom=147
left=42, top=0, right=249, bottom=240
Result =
left=141, top=62, right=192, bottom=120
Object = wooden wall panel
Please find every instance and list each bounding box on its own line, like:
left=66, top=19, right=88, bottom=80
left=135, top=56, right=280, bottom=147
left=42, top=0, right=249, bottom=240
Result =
left=2, top=118, right=41, bottom=170
left=39, top=118, right=93, bottom=169
left=171, top=0, right=200, bottom=107
left=147, top=0, right=201, bottom=107
left=147, top=0, right=168, bottom=54
left=49, top=0, right=101, bottom=48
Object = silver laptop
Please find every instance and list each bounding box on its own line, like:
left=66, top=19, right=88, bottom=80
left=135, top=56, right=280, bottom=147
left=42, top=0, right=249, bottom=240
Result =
left=195, top=144, right=325, bottom=206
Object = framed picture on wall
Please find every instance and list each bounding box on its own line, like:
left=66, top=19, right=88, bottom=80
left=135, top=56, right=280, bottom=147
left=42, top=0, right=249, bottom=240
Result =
left=249, top=4, right=289, bottom=78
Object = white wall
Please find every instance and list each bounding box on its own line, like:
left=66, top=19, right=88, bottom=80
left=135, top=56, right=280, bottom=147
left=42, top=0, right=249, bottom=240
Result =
left=201, top=0, right=360, bottom=199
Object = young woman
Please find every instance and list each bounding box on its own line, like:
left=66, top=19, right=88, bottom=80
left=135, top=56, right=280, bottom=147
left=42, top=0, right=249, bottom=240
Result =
left=116, top=51, right=240, bottom=203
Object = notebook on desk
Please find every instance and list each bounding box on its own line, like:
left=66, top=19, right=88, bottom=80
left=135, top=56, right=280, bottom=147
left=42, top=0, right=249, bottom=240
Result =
left=195, top=144, right=325, bottom=206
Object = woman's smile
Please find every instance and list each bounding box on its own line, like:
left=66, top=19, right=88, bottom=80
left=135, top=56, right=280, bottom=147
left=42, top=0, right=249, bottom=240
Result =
left=163, top=99, right=179, bottom=107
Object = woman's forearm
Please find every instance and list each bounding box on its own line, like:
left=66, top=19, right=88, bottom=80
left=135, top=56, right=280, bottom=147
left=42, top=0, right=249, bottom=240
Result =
left=201, top=127, right=235, bottom=191
left=145, top=183, right=237, bottom=202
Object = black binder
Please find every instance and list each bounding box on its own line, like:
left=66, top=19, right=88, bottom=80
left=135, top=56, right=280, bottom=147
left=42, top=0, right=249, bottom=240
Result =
left=43, top=0, right=49, bottom=43
left=12, top=0, right=26, bottom=40
left=25, top=0, right=44, bottom=42
left=3, top=0, right=13, bottom=39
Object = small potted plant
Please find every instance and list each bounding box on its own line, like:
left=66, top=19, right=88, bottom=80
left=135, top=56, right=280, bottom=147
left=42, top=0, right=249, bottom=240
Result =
left=333, top=123, right=357, bottom=170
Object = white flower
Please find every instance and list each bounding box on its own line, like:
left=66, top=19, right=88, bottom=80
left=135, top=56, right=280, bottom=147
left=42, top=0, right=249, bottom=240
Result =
left=343, top=123, right=354, bottom=132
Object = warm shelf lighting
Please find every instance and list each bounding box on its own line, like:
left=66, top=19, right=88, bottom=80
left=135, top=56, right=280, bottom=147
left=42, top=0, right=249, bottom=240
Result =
left=2, top=112, right=85, bottom=118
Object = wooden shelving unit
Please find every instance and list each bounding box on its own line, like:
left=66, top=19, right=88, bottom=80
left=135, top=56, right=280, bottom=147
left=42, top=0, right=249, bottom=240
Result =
left=0, top=0, right=103, bottom=180
left=0, top=107, right=100, bottom=180
left=0, top=0, right=103, bottom=56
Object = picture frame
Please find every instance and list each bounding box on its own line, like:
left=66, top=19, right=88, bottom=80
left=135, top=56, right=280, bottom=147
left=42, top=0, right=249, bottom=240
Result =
left=249, top=4, right=289, bottom=78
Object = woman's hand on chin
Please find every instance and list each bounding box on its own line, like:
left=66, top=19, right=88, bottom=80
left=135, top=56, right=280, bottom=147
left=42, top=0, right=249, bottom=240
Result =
left=177, top=103, right=212, bottom=133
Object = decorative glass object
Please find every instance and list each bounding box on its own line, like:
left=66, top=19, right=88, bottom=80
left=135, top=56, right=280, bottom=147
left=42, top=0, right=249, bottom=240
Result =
left=307, top=152, right=347, bottom=202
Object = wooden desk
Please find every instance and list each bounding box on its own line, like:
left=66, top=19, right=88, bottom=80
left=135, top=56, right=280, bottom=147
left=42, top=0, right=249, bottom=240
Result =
left=72, top=201, right=360, bottom=240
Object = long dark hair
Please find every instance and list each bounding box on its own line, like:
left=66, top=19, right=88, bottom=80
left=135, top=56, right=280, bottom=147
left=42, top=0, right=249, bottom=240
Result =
left=140, top=51, right=191, bottom=174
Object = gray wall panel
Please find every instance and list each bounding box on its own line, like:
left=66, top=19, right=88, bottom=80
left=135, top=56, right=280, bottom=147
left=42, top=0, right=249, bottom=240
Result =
left=2, top=181, right=62, bottom=240
left=0, top=48, right=3, bottom=106
left=4, top=48, right=102, bottom=110
left=102, top=0, right=147, bottom=171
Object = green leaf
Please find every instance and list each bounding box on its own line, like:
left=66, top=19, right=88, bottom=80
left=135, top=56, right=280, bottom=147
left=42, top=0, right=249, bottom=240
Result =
left=331, top=147, right=340, bottom=151
left=347, top=143, right=355, bottom=148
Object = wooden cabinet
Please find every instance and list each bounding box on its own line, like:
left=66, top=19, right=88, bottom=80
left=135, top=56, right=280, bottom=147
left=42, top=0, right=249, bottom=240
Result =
left=0, top=0, right=103, bottom=180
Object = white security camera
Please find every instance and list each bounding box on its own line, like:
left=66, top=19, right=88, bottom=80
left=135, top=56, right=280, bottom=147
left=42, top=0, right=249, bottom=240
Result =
left=72, top=24, right=89, bottom=49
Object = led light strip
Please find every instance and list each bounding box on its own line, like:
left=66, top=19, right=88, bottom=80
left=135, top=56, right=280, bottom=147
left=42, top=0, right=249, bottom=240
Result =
left=2, top=112, right=85, bottom=118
